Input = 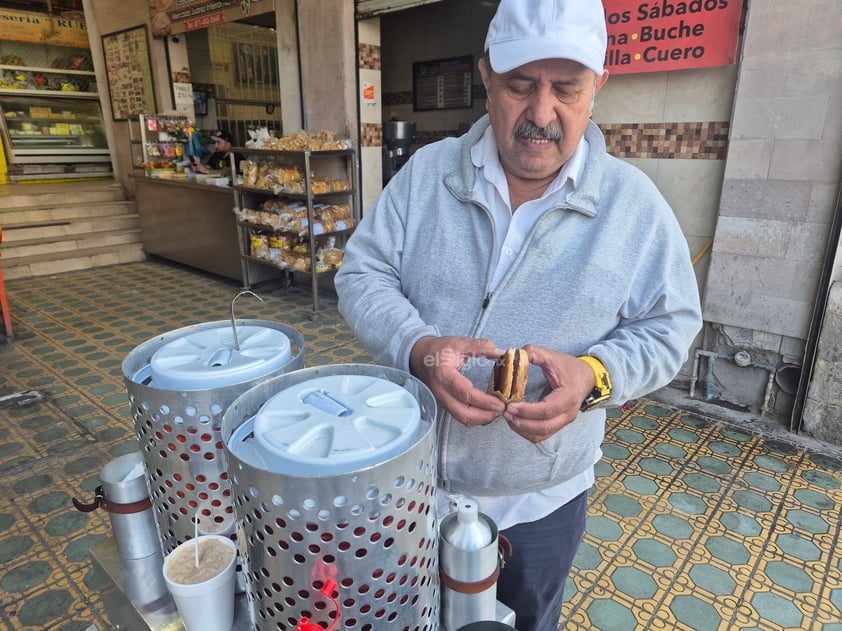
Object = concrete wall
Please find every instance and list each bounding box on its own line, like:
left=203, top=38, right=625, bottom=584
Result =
left=702, top=0, right=842, bottom=422
left=803, top=281, right=842, bottom=442
left=296, top=0, right=358, bottom=137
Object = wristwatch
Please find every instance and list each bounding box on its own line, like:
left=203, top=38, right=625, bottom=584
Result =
left=577, top=355, right=612, bottom=411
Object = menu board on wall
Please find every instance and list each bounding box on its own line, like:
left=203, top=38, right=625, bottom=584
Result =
left=101, top=26, right=156, bottom=121
left=603, top=0, right=743, bottom=75
left=413, top=55, right=473, bottom=112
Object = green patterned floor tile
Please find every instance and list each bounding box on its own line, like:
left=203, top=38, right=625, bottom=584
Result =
left=4, top=261, right=842, bottom=631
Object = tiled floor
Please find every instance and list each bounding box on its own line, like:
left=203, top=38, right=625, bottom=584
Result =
left=1, top=258, right=841, bottom=630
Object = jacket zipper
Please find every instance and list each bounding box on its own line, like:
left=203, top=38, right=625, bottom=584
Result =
left=478, top=205, right=569, bottom=314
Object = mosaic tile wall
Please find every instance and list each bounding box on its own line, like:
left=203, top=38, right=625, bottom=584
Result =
left=364, top=110, right=729, bottom=160
left=360, top=122, right=381, bottom=149
left=358, top=42, right=380, bottom=71
left=600, top=122, right=730, bottom=160
left=375, top=82, right=729, bottom=160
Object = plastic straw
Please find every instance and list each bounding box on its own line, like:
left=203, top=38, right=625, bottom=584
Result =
left=194, top=515, right=199, bottom=568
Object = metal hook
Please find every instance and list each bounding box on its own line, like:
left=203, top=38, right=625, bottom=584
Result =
left=230, top=290, right=263, bottom=350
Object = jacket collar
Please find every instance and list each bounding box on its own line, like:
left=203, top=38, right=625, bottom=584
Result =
left=445, top=114, right=605, bottom=217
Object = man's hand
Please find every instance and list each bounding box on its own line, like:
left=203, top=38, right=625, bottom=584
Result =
left=503, top=344, right=596, bottom=443
left=409, top=336, right=506, bottom=426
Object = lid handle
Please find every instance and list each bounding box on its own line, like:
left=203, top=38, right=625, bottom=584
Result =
left=229, top=290, right=263, bottom=350
left=302, top=389, right=353, bottom=417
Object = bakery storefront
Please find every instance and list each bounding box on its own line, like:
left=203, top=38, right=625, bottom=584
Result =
left=91, top=0, right=360, bottom=310
left=127, top=0, right=287, bottom=284
left=0, top=4, right=112, bottom=182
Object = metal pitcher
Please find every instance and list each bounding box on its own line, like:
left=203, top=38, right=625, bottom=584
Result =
left=439, top=499, right=502, bottom=631
left=73, top=451, right=161, bottom=561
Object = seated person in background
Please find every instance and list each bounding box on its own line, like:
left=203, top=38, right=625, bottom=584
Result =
left=192, top=130, right=245, bottom=175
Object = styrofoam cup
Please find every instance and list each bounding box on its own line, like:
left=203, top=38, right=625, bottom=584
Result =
left=162, top=535, right=237, bottom=631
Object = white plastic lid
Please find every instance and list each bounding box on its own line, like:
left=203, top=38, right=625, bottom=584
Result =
left=252, top=374, right=421, bottom=475
left=150, top=325, right=292, bottom=390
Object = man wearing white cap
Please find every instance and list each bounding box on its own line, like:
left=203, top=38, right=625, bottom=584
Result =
left=336, top=0, right=702, bottom=628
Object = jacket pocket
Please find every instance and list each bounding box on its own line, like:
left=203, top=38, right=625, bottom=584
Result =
left=439, top=409, right=605, bottom=495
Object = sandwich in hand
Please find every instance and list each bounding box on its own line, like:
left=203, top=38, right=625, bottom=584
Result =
left=488, top=348, right=529, bottom=403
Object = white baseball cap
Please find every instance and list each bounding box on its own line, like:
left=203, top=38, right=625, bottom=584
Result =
left=484, top=0, right=608, bottom=76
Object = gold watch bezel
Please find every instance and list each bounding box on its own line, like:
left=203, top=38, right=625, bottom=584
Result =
left=578, top=355, right=612, bottom=411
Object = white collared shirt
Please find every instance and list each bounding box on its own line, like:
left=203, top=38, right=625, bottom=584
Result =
left=436, top=126, right=597, bottom=531
left=472, top=124, right=587, bottom=292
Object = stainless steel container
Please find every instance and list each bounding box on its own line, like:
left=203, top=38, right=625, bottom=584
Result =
left=439, top=500, right=500, bottom=631
left=384, top=120, right=416, bottom=155
left=122, top=320, right=305, bottom=556
left=72, top=451, right=162, bottom=562
left=100, top=452, right=161, bottom=561
left=222, top=364, right=439, bottom=631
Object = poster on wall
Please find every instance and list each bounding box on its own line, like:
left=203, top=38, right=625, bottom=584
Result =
left=173, top=82, right=195, bottom=119
left=101, top=26, right=156, bottom=121
left=603, top=0, right=744, bottom=75
left=413, top=55, right=473, bottom=112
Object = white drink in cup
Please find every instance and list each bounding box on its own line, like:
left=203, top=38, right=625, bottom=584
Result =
left=163, top=534, right=237, bottom=631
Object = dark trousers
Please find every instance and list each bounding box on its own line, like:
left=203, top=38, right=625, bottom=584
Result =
left=496, top=491, right=588, bottom=631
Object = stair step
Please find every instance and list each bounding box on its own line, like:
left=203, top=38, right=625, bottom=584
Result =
left=2, top=228, right=142, bottom=261
left=0, top=183, right=126, bottom=210
left=1, top=200, right=136, bottom=228
left=0, top=181, right=144, bottom=280
left=1, top=243, right=147, bottom=281
left=3, top=213, right=140, bottom=245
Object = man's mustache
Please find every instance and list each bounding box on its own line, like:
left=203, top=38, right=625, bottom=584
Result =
left=513, top=120, right=562, bottom=142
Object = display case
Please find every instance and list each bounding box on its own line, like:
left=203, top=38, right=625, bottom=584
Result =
left=0, top=61, right=97, bottom=94
left=0, top=92, right=110, bottom=174
left=128, top=114, right=200, bottom=176
left=232, top=143, right=359, bottom=319
left=0, top=38, right=112, bottom=179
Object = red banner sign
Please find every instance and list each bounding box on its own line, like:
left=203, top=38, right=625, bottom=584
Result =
left=603, top=0, right=743, bottom=75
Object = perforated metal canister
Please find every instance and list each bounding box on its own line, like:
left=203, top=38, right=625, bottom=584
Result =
left=222, top=364, right=439, bottom=631
left=122, top=319, right=305, bottom=556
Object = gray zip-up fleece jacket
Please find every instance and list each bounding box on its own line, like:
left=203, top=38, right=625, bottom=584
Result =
left=335, top=115, right=702, bottom=496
